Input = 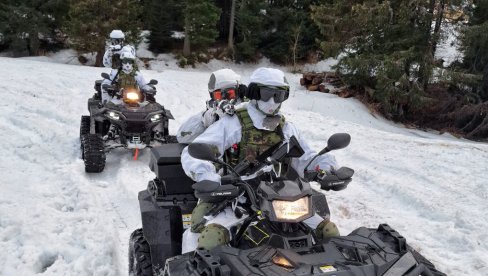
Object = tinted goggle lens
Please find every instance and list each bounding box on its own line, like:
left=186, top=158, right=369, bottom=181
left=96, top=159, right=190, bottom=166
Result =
left=259, top=86, right=288, bottom=103
left=121, top=58, right=133, bottom=64
left=112, top=38, right=122, bottom=45
left=213, top=88, right=236, bottom=100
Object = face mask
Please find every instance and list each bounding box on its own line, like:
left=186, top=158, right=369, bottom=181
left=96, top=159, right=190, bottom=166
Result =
left=122, top=62, right=133, bottom=73
left=257, top=98, right=281, bottom=115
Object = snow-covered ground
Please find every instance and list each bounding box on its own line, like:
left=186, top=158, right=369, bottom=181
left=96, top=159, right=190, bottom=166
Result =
left=0, top=56, right=487, bottom=276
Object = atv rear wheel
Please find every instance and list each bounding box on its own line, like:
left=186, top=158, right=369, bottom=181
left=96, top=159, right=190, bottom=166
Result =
left=82, top=134, right=105, bottom=173
left=80, top=116, right=90, bottom=141
left=129, top=229, right=153, bottom=276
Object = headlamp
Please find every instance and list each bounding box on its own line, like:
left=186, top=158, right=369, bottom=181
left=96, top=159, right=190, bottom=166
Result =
left=272, top=197, right=310, bottom=222
left=108, top=111, right=120, bottom=120
left=126, top=91, right=139, bottom=101
left=150, top=114, right=162, bottom=122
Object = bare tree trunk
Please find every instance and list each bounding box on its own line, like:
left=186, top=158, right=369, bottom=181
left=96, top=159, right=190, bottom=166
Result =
left=95, top=47, right=104, bottom=67
left=227, top=0, right=236, bottom=58
left=183, top=17, right=191, bottom=57
left=431, top=0, right=445, bottom=57
left=419, top=0, right=438, bottom=89
left=291, top=24, right=301, bottom=72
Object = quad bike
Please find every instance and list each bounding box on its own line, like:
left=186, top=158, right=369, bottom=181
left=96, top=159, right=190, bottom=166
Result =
left=128, top=134, right=446, bottom=276
left=80, top=73, right=175, bottom=173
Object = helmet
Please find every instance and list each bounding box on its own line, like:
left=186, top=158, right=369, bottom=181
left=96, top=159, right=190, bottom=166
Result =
left=250, top=67, right=289, bottom=87
left=208, top=69, right=241, bottom=92
left=208, top=69, right=241, bottom=101
left=110, top=30, right=125, bottom=39
left=245, top=68, right=290, bottom=103
left=109, top=30, right=125, bottom=46
left=120, top=50, right=135, bottom=61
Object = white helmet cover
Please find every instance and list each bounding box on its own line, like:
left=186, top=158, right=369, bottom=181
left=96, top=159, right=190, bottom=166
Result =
left=208, top=69, right=241, bottom=92
left=249, top=67, right=289, bottom=87
left=110, top=30, right=125, bottom=39
left=120, top=48, right=135, bottom=60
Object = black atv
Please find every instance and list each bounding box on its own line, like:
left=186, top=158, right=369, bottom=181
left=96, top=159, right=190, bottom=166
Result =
left=79, top=73, right=175, bottom=173
left=128, top=134, right=445, bottom=276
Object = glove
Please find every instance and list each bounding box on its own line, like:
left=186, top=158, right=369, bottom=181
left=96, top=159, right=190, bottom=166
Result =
left=217, top=99, right=236, bottom=116
left=109, top=44, right=122, bottom=51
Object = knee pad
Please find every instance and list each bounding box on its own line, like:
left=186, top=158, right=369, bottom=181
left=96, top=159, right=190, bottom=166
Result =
left=197, top=223, right=230, bottom=251
left=190, top=202, right=214, bottom=233
left=316, top=219, right=340, bottom=239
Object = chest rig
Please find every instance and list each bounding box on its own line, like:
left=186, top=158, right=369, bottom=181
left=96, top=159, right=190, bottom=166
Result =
left=225, top=108, right=285, bottom=169
left=118, top=70, right=137, bottom=90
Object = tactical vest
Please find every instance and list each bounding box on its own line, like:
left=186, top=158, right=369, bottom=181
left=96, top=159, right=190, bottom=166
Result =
left=118, top=70, right=137, bottom=90
left=226, top=108, right=285, bottom=168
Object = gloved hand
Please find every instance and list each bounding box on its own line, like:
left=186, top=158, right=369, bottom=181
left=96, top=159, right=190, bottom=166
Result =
left=217, top=99, right=236, bottom=116
left=109, top=44, right=122, bottom=51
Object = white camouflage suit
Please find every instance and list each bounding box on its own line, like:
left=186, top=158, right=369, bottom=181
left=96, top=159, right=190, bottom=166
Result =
left=181, top=68, right=339, bottom=253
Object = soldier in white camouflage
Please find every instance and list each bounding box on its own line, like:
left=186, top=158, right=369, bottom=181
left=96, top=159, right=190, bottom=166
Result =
left=180, top=67, right=341, bottom=253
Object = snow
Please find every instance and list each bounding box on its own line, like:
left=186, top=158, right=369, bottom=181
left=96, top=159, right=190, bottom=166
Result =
left=435, top=22, right=464, bottom=67
left=1, top=56, right=488, bottom=275
left=303, top=57, right=339, bottom=72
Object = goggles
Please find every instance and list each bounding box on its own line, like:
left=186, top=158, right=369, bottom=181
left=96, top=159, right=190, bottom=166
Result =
left=121, top=58, right=134, bottom=64
left=212, top=87, right=237, bottom=100
left=259, top=86, right=289, bottom=103
left=111, top=38, right=123, bottom=45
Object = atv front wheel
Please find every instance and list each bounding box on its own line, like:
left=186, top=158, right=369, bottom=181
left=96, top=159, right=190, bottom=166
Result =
left=82, top=134, right=105, bottom=173
left=80, top=115, right=90, bottom=141
left=129, top=229, right=153, bottom=276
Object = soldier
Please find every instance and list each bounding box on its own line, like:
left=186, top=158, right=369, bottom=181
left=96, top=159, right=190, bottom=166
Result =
left=177, top=68, right=244, bottom=144
left=180, top=67, right=341, bottom=253
left=101, top=50, right=153, bottom=105
left=102, top=30, right=136, bottom=71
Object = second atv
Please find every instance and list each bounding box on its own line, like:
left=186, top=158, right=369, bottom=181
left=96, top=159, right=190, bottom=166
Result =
left=80, top=73, right=175, bottom=173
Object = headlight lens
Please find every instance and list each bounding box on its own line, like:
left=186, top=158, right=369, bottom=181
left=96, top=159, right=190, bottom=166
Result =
left=150, top=114, right=162, bottom=122
left=126, top=91, right=139, bottom=101
left=272, top=254, right=294, bottom=269
left=272, top=197, right=310, bottom=222
left=108, top=111, right=120, bottom=120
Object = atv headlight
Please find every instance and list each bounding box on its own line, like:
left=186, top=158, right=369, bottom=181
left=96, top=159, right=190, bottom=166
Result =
left=107, top=111, right=120, bottom=120
left=272, top=197, right=310, bottom=222
left=150, top=114, right=162, bottom=122
left=126, top=91, right=139, bottom=101
left=272, top=254, right=294, bottom=269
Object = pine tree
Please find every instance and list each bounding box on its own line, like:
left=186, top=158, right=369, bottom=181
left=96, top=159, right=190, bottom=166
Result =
left=0, top=0, right=69, bottom=56
left=259, top=0, right=321, bottom=65
left=182, top=0, right=220, bottom=56
left=312, top=0, right=436, bottom=119
left=145, top=0, right=182, bottom=53
left=461, top=0, right=488, bottom=100
left=234, top=0, right=266, bottom=61
left=64, top=0, right=142, bottom=67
